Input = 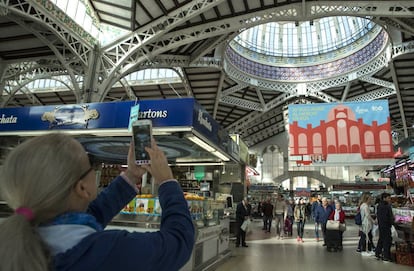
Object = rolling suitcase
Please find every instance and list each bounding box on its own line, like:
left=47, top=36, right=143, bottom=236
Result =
left=284, top=217, right=293, bottom=237
left=325, top=229, right=341, bottom=252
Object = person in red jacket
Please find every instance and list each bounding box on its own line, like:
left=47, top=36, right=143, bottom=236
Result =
left=328, top=201, right=346, bottom=250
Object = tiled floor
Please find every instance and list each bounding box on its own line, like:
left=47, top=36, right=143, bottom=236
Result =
left=213, top=220, right=413, bottom=271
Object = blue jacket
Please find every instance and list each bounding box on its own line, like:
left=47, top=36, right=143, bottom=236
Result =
left=40, top=176, right=194, bottom=271
left=315, top=204, right=334, bottom=224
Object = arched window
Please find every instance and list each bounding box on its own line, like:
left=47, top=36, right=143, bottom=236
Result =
left=262, top=145, right=284, bottom=182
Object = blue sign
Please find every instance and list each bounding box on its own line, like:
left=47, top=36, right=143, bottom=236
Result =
left=0, top=98, right=237, bottom=160
left=0, top=98, right=195, bottom=131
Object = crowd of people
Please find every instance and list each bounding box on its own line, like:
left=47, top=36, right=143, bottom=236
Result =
left=235, top=192, right=395, bottom=263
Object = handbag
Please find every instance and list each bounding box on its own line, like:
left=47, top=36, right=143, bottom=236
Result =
left=326, top=220, right=340, bottom=230
left=240, top=219, right=250, bottom=231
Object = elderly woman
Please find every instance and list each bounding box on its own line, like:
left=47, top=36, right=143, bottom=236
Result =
left=328, top=201, right=346, bottom=250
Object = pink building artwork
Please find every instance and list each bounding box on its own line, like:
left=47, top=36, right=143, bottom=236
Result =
left=288, top=101, right=394, bottom=166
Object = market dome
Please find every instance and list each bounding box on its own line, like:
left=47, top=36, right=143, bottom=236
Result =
left=225, top=16, right=389, bottom=82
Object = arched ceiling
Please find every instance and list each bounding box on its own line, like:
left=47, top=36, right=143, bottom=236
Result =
left=1, top=0, right=414, bottom=147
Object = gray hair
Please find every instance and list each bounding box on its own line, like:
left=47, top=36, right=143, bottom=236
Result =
left=0, top=133, right=88, bottom=270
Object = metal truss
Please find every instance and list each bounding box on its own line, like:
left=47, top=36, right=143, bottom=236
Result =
left=389, top=60, right=408, bottom=138
left=1, top=73, right=76, bottom=107
left=308, top=1, right=414, bottom=18
left=306, top=76, right=349, bottom=92
left=96, top=1, right=414, bottom=98
left=356, top=51, right=389, bottom=77
left=220, top=96, right=263, bottom=111
left=392, top=41, right=414, bottom=59
left=246, top=121, right=286, bottom=146
left=226, top=92, right=298, bottom=133
left=1, top=0, right=94, bottom=65
left=359, top=76, right=395, bottom=89
left=347, top=88, right=396, bottom=102
left=118, top=77, right=137, bottom=100
left=11, top=16, right=83, bottom=100
left=220, top=83, right=249, bottom=97
left=1, top=84, right=42, bottom=107
left=100, top=0, right=225, bottom=89
left=171, top=67, right=193, bottom=97
left=4, top=60, right=72, bottom=80
left=306, top=89, right=339, bottom=103
left=223, top=60, right=296, bottom=93
left=189, top=35, right=228, bottom=65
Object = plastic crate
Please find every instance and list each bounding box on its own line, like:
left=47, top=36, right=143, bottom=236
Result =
left=396, top=252, right=414, bottom=266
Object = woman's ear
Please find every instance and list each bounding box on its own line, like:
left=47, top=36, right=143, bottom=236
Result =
left=73, top=179, right=92, bottom=200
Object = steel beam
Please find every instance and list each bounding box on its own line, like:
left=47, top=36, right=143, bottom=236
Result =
left=389, top=60, right=408, bottom=138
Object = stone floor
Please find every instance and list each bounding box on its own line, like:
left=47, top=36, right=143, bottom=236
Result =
left=213, top=219, right=413, bottom=271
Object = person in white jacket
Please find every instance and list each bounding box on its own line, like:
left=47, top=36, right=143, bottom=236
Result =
left=357, top=193, right=376, bottom=256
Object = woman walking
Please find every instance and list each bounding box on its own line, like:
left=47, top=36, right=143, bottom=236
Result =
left=294, top=198, right=307, bottom=243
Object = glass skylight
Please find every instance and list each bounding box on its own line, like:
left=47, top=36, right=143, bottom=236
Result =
left=50, top=0, right=128, bottom=45
left=234, top=16, right=376, bottom=58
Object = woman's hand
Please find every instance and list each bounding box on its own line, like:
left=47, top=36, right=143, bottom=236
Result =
left=124, top=141, right=147, bottom=184
left=142, top=138, right=173, bottom=185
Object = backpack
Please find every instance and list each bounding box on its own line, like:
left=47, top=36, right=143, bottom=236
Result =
left=354, top=210, right=362, bottom=225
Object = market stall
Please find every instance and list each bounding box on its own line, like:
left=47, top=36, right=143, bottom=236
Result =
left=0, top=98, right=237, bottom=271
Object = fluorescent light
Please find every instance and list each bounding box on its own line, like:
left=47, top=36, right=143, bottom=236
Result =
left=0, top=127, right=193, bottom=137
left=170, top=162, right=224, bottom=166
left=186, top=135, right=216, bottom=152
left=186, top=134, right=231, bottom=161
left=153, top=126, right=192, bottom=136
left=212, top=150, right=230, bottom=161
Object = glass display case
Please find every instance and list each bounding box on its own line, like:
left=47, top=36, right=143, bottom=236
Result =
left=110, top=195, right=231, bottom=271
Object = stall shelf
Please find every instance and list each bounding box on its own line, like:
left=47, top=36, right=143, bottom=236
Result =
left=109, top=197, right=230, bottom=271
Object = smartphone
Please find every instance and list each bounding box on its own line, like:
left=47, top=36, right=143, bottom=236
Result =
left=132, top=119, right=152, bottom=165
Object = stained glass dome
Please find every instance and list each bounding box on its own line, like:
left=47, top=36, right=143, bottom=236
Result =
left=225, top=16, right=389, bottom=82
left=234, top=16, right=376, bottom=58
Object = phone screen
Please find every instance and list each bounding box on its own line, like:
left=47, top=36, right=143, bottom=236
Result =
left=132, top=122, right=152, bottom=164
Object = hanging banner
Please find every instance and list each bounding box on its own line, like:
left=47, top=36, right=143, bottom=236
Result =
left=288, top=100, right=394, bottom=166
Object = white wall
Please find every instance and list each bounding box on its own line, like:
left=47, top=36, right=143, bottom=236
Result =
left=248, top=131, right=382, bottom=186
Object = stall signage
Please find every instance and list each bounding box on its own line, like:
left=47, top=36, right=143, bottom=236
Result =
left=192, top=102, right=220, bottom=144
left=295, top=188, right=311, bottom=197
left=0, top=114, right=18, bottom=124
left=0, top=98, right=195, bottom=131
left=332, top=183, right=387, bottom=190
left=250, top=185, right=277, bottom=191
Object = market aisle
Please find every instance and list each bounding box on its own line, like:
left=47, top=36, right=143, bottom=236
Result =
left=213, top=220, right=413, bottom=271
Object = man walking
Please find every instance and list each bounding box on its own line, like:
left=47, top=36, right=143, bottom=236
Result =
left=375, top=193, right=394, bottom=262
left=273, top=194, right=287, bottom=239
left=315, top=197, right=334, bottom=246
left=262, top=197, right=274, bottom=233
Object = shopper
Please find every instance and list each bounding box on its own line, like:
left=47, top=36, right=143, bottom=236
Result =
left=285, top=198, right=294, bottom=237
left=358, top=193, right=376, bottom=256
left=0, top=133, right=194, bottom=271
left=294, top=198, right=307, bottom=243
left=236, top=198, right=251, bottom=247
left=311, top=194, right=322, bottom=241
left=375, top=192, right=394, bottom=262
left=315, top=197, right=334, bottom=246
left=328, top=201, right=346, bottom=250
left=262, top=197, right=273, bottom=233
left=273, top=194, right=287, bottom=239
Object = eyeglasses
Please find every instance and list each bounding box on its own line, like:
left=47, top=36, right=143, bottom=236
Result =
left=79, top=167, right=93, bottom=180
